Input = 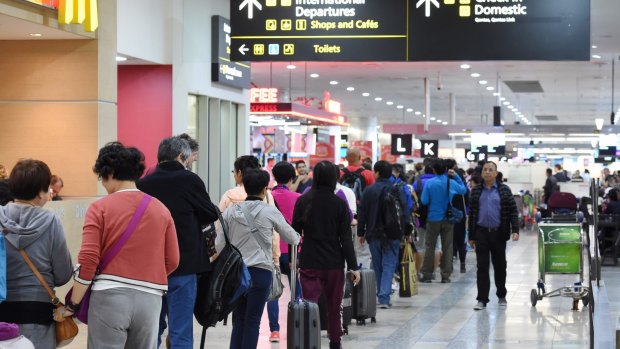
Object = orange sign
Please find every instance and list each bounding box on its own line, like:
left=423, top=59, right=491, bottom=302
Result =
left=309, top=136, right=335, bottom=167
left=350, top=141, right=373, bottom=159
left=380, top=145, right=398, bottom=163
left=250, top=88, right=278, bottom=103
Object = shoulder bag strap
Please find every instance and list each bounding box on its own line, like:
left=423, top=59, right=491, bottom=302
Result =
left=239, top=203, right=273, bottom=265
left=18, top=249, right=59, bottom=305
left=99, top=194, right=152, bottom=271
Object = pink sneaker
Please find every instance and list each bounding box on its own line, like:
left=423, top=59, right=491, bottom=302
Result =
left=269, top=331, right=280, bottom=343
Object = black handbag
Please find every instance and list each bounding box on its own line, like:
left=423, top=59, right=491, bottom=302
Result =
left=446, top=176, right=464, bottom=224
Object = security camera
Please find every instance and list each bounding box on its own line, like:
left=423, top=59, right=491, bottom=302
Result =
left=436, top=83, right=442, bottom=91
left=436, top=72, right=442, bottom=91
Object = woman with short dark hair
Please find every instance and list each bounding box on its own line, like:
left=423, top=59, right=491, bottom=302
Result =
left=63, top=142, right=180, bottom=349
left=0, top=159, right=73, bottom=349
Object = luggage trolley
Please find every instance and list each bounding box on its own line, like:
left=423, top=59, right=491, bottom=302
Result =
left=530, top=222, right=589, bottom=310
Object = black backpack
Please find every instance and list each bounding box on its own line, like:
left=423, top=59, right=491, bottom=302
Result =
left=376, top=183, right=405, bottom=240
left=194, top=208, right=250, bottom=346
left=340, top=168, right=366, bottom=201
left=414, top=177, right=429, bottom=229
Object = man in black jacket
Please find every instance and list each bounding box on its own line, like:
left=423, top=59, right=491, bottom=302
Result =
left=468, top=161, right=519, bottom=311
left=138, top=136, right=218, bottom=349
left=358, top=160, right=412, bottom=308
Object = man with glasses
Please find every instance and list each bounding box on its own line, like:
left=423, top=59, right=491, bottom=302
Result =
left=468, top=161, right=519, bottom=311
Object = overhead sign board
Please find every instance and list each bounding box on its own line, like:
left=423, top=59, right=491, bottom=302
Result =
left=391, top=134, right=412, bottom=156
left=230, top=0, right=589, bottom=61
left=212, top=16, right=251, bottom=89
left=421, top=140, right=439, bottom=158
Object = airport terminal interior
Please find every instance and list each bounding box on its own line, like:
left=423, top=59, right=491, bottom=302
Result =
left=1, top=0, right=620, bottom=348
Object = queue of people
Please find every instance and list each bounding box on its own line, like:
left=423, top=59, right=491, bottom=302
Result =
left=0, top=140, right=529, bottom=349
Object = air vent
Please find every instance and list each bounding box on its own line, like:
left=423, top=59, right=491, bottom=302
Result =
left=535, top=115, right=558, bottom=121
left=504, top=80, right=544, bottom=93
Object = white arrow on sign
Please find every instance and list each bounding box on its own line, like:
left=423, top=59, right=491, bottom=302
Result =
left=396, top=138, right=406, bottom=152
left=424, top=142, right=435, bottom=156
left=239, top=0, right=262, bottom=19
left=416, top=0, right=440, bottom=17
left=239, top=44, right=249, bottom=55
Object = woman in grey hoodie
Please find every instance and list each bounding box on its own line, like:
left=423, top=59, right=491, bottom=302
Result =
left=215, top=168, right=300, bottom=349
left=0, top=160, right=73, bottom=349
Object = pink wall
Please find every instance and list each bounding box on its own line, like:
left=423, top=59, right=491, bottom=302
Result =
left=118, top=65, right=172, bottom=169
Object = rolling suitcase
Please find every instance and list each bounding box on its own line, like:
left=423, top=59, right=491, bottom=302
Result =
left=287, top=246, right=321, bottom=349
left=351, top=268, right=377, bottom=325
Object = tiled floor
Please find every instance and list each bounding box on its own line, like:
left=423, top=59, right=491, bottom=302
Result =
left=65, top=225, right=594, bottom=348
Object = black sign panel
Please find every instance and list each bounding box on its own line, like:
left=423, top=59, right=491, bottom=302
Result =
left=230, top=0, right=589, bottom=61
left=212, top=16, right=251, bottom=89
left=391, top=134, right=412, bottom=155
left=421, top=140, right=439, bottom=158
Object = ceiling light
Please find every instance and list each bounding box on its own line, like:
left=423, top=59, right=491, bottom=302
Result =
left=595, top=118, right=604, bottom=130
left=375, top=97, right=383, bottom=101
left=310, top=73, right=319, bottom=78
left=436, top=119, right=442, bottom=123
left=478, top=80, right=488, bottom=85
left=286, top=64, right=296, bottom=70
left=116, top=56, right=127, bottom=62
left=513, top=108, right=519, bottom=113
left=592, top=45, right=598, bottom=49
left=592, top=54, right=602, bottom=59
left=503, top=101, right=510, bottom=106
left=406, top=108, right=413, bottom=112
left=460, top=64, right=471, bottom=69
left=442, top=121, right=448, bottom=125
left=29, top=33, right=42, bottom=37
left=362, top=92, right=370, bottom=97
left=329, top=80, right=338, bottom=85
left=470, top=73, right=480, bottom=78
left=386, top=101, right=394, bottom=105
left=486, top=86, right=494, bottom=91
left=397, top=105, right=404, bottom=109
left=430, top=117, right=436, bottom=121
left=423, top=114, right=426, bottom=118
left=415, top=111, right=421, bottom=115
left=500, top=97, right=506, bottom=101
left=493, top=92, right=500, bottom=96
left=346, top=86, right=355, bottom=91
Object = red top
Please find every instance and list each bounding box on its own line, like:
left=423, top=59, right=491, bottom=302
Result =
left=76, top=190, right=179, bottom=291
left=271, top=185, right=301, bottom=254
left=341, top=165, right=376, bottom=187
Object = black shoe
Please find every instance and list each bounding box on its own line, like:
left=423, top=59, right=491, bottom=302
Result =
left=419, top=276, right=432, bottom=283
left=460, top=263, right=466, bottom=273
left=441, top=277, right=451, bottom=283
left=329, top=341, right=342, bottom=349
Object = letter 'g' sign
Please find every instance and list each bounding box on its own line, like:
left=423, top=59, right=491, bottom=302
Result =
left=421, top=140, right=439, bottom=158
left=391, top=134, right=412, bottom=155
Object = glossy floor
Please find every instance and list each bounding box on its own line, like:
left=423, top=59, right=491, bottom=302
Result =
left=65, top=226, right=595, bottom=349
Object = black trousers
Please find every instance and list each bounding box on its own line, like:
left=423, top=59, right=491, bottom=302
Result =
left=475, top=227, right=507, bottom=303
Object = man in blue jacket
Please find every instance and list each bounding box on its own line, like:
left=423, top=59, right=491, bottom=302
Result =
left=419, top=158, right=467, bottom=283
left=358, top=161, right=412, bottom=308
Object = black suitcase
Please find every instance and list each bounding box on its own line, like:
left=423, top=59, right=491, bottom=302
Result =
left=352, top=268, right=377, bottom=325
left=287, top=247, right=321, bottom=349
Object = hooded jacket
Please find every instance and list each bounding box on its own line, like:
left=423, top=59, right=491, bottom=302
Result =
left=0, top=203, right=72, bottom=303
left=215, top=198, right=300, bottom=271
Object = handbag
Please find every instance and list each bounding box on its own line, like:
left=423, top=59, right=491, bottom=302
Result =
left=239, top=204, right=284, bottom=302
left=17, top=249, right=78, bottom=348
left=399, top=242, right=418, bottom=297
left=445, top=176, right=464, bottom=224
left=66, top=194, right=152, bottom=324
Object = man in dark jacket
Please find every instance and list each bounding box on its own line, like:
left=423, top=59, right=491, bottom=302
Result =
left=468, top=161, right=519, bottom=310
left=358, top=160, right=412, bottom=308
left=138, top=136, right=218, bottom=349
left=543, top=168, right=558, bottom=205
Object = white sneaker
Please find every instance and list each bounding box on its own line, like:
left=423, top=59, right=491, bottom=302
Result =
left=473, top=302, right=487, bottom=310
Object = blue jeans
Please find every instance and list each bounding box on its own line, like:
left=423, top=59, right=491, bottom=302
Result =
left=231, top=267, right=272, bottom=349
left=368, top=239, right=400, bottom=305
left=157, top=274, right=197, bottom=349
left=267, top=253, right=301, bottom=332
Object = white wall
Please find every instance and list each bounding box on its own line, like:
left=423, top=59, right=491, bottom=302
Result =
left=117, top=0, right=172, bottom=64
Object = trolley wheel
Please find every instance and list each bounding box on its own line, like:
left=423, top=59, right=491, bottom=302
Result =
left=530, top=289, right=538, bottom=307
left=356, top=319, right=366, bottom=326
left=371, top=317, right=376, bottom=324
left=582, top=296, right=589, bottom=307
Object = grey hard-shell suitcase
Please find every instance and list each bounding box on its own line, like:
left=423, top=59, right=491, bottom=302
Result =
left=352, top=268, right=377, bottom=325
left=287, top=247, right=321, bottom=349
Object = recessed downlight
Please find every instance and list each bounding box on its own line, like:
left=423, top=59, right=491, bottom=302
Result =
left=503, top=101, right=510, bottom=106
left=493, top=92, right=500, bottom=96
left=592, top=45, right=598, bottom=49
left=592, top=54, right=602, bottom=59
left=29, top=33, right=42, bottom=37
left=415, top=111, right=421, bottom=115
left=386, top=101, right=394, bottom=106
left=460, top=64, right=471, bottom=69
left=375, top=97, right=383, bottom=101
left=397, top=105, right=404, bottom=109
left=116, top=56, right=127, bottom=62
left=286, top=64, right=296, bottom=70
left=346, top=86, right=355, bottom=91
left=430, top=117, right=436, bottom=121
left=486, top=86, right=494, bottom=91
left=406, top=108, right=413, bottom=112
left=362, top=92, right=370, bottom=97
left=500, top=97, right=506, bottom=101
left=329, top=80, right=338, bottom=85
left=478, top=80, right=488, bottom=85
left=470, top=73, right=480, bottom=78
left=442, top=121, right=448, bottom=125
